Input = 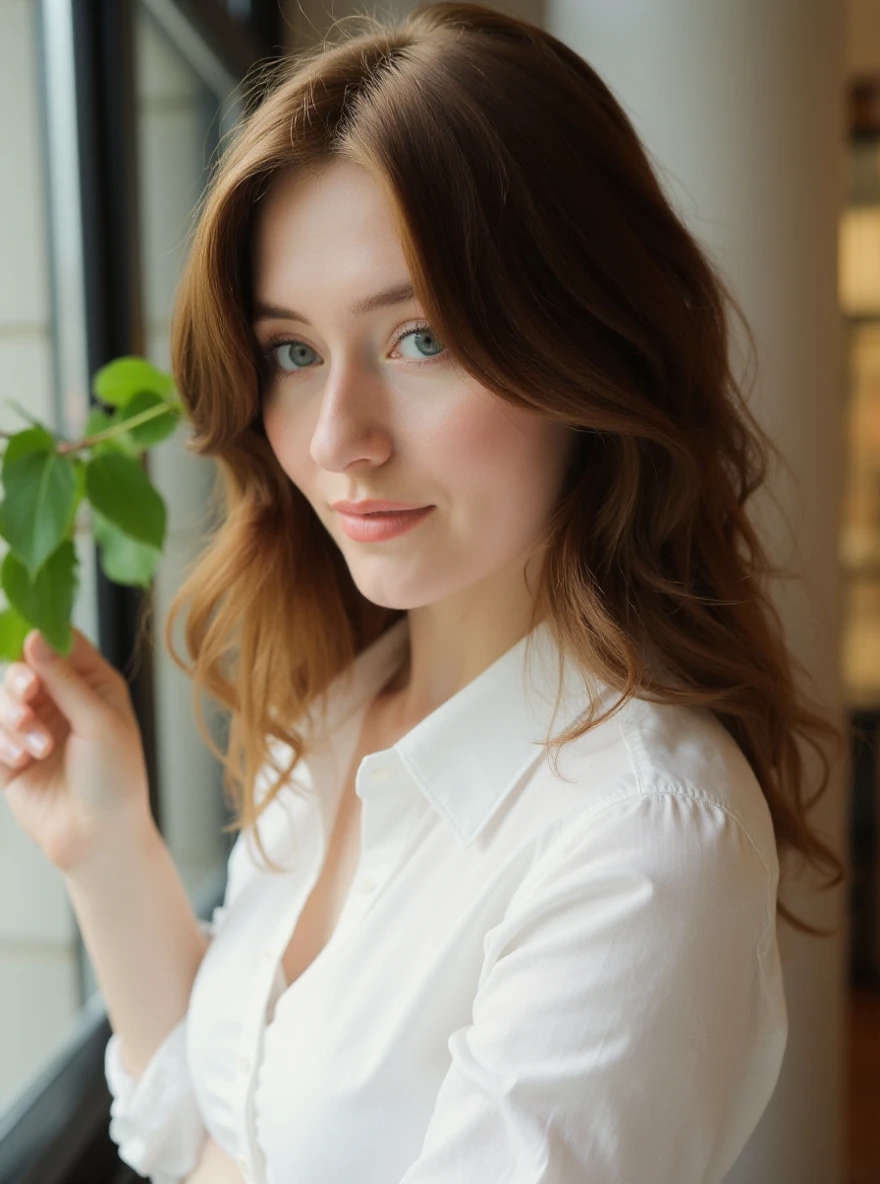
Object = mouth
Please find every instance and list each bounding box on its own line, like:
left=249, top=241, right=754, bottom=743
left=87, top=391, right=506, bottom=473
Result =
left=335, top=505, right=435, bottom=540
left=330, top=499, right=432, bottom=515
left=358, top=508, right=422, bottom=516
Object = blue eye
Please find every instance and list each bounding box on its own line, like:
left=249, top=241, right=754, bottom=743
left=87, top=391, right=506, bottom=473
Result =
left=265, top=340, right=316, bottom=372
left=395, top=326, right=445, bottom=362
left=259, top=321, right=447, bottom=378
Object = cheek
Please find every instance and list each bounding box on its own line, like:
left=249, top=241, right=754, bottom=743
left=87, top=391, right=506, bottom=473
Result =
left=263, top=398, right=308, bottom=484
left=435, top=400, right=566, bottom=513
left=428, top=400, right=500, bottom=470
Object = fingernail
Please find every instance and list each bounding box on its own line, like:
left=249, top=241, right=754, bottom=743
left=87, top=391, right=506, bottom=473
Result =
left=8, top=701, right=27, bottom=727
left=3, top=738, right=24, bottom=761
left=24, top=731, right=49, bottom=756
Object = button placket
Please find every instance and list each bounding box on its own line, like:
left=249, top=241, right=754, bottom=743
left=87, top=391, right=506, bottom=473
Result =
left=235, top=930, right=288, bottom=1182
left=241, top=958, right=273, bottom=1079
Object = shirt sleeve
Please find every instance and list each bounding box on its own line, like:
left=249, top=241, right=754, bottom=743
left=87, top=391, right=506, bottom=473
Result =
left=397, top=787, right=788, bottom=1184
left=103, top=834, right=250, bottom=1184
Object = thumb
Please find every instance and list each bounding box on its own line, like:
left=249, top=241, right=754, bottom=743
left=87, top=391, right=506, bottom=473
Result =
left=23, top=627, right=130, bottom=730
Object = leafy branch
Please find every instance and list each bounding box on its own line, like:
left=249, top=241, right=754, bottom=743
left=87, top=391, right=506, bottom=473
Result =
left=0, top=356, right=185, bottom=659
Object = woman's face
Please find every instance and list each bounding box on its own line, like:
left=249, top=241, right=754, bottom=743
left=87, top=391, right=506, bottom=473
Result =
left=251, top=158, right=577, bottom=613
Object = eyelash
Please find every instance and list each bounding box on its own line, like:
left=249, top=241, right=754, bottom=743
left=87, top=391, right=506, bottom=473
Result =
left=258, top=321, right=446, bottom=379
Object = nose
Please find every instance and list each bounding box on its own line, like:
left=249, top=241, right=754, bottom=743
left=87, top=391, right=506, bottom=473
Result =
left=308, top=356, right=393, bottom=473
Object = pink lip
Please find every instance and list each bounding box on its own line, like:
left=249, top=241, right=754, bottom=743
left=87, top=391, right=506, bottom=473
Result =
left=336, top=505, right=434, bottom=542
left=331, top=499, right=429, bottom=514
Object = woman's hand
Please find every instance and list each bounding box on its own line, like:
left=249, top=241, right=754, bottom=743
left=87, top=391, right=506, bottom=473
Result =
left=0, top=627, right=154, bottom=871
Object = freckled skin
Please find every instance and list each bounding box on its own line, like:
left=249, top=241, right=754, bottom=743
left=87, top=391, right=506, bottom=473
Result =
left=252, top=158, right=578, bottom=715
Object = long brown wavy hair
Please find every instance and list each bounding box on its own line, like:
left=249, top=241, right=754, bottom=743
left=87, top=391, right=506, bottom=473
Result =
left=159, top=1, right=847, bottom=937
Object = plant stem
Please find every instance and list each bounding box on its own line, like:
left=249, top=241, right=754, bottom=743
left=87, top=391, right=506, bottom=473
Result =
left=55, top=402, right=184, bottom=455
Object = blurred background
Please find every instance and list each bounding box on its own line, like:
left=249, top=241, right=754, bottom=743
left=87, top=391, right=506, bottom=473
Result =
left=0, top=1, right=874, bottom=1182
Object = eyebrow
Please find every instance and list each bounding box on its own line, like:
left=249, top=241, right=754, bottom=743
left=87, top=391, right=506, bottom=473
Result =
left=252, top=281, right=416, bottom=326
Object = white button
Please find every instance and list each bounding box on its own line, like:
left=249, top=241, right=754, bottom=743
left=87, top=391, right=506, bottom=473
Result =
left=262, top=948, right=272, bottom=963
left=371, top=765, right=391, bottom=781
left=239, top=1055, right=250, bottom=1074
left=356, top=875, right=377, bottom=894
left=239, top=1155, right=247, bottom=1171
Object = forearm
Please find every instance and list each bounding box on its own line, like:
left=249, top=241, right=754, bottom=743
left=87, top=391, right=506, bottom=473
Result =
left=62, top=821, right=209, bottom=1080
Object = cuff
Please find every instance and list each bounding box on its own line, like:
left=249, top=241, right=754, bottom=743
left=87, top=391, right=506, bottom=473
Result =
left=104, top=1018, right=207, bottom=1183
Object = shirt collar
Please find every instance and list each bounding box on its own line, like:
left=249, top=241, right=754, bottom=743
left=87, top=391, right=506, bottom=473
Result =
left=300, top=616, right=620, bottom=849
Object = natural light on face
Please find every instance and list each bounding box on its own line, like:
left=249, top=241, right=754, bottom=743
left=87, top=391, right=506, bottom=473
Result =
left=250, top=157, right=577, bottom=614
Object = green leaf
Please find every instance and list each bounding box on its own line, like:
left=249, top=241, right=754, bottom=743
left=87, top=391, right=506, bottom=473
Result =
left=0, top=446, right=78, bottom=577
left=92, top=505, right=162, bottom=587
left=92, top=356, right=176, bottom=408
left=85, top=453, right=166, bottom=549
left=1, top=425, right=57, bottom=472
left=116, top=390, right=180, bottom=447
left=84, top=406, right=115, bottom=436
left=1, top=540, right=79, bottom=655
left=0, top=604, right=33, bottom=661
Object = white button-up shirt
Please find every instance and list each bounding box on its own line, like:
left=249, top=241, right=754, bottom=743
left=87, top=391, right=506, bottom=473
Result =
left=104, top=615, right=787, bottom=1183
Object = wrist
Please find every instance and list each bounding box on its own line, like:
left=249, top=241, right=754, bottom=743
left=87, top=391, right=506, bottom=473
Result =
left=58, top=809, right=161, bottom=883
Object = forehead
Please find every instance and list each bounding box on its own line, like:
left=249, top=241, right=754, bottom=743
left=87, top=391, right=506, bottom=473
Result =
left=254, top=161, right=404, bottom=265
left=251, top=164, right=414, bottom=316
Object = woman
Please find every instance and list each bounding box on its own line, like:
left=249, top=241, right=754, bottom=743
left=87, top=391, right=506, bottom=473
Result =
left=0, top=3, right=844, bottom=1182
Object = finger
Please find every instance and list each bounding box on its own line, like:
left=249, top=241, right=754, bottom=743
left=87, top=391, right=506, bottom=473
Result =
left=31, top=694, right=67, bottom=735
left=0, top=726, right=32, bottom=768
left=27, top=697, right=67, bottom=752
left=0, top=684, right=37, bottom=734
left=0, top=682, right=59, bottom=738
left=0, top=686, right=63, bottom=760
left=23, top=628, right=129, bottom=727
left=3, top=670, right=64, bottom=737
left=2, top=662, right=46, bottom=708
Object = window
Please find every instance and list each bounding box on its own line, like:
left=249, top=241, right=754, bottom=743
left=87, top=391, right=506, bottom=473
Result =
left=0, top=2, right=280, bottom=1178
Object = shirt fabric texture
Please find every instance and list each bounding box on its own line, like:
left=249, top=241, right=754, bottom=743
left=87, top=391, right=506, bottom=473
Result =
left=103, top=614, right=788, bottom=1183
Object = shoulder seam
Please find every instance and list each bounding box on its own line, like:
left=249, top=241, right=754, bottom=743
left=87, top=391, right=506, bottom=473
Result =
left=509, top=781, right=776, bottom=963
left=618, top=707, right=776, bottom=961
